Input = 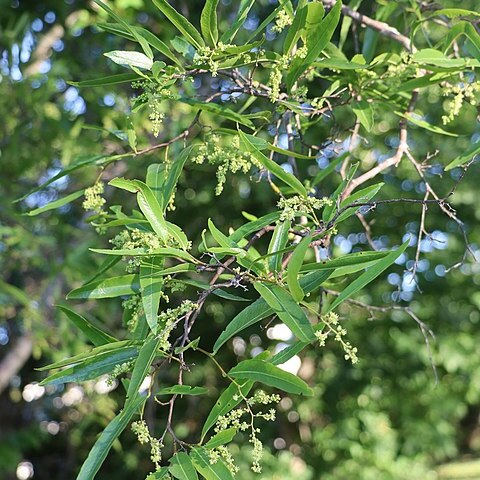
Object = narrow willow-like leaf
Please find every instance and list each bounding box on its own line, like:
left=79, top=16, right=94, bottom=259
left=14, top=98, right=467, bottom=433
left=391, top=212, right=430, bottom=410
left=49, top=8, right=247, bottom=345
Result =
left=69, top=73, right=140, bottom=87
left=352, top=99, right=374, bottom=132
left=204, top=428, right=237, bottom=449
left=169, top=452, right=199, bottom=480
left=229, top=358, right=313, bottom=396
left=40, top=345, right=139, bottom=386
left=182, top=279, right=250, bottom=302
left=200, top=0, right=219, bottom=46
left=335, top=182, right=384, bottom=223
left=300, top=250, right=389, bottom=272
left=125, top=335, right=161, bottom=406
left=311, top=154, right=345, bottom=187
left=445, top=141, right=480, bottom=171
left=268, top=220, right=291, bottom=274
left=327, top=240, right=410, bottom=312
left=67, top=275, right=140, bottom=300
left=140, top=259, right=164, bottom=332
left=229, top=211, right=281, bottom=243
left=396, top=111, right=459, bottom=137
left=109, top=178, right=170, bottom=243
left=213, top=270, right=332, bottom=353
left=201, top=380, right=253, bottom=439
left=287, top=235, right=311, bottom=301
left=283, top=5, right=308, bottom=55
left=152, top=0, right=204, bottom=48
left=90, top=247, right=196, bottom=263
left=254, top=282, right=315, bottom=343
left=180, top=99, right=254, bottom=129
left=191, top=447, right=234, bottom=480
left=286, top=0, right=341, bottom=90
left=57, top=306, right=116, bottom=346
left=77, top=396, right=146, bottom=480
left=271, top=341, right=308, bottom=366
left=246, top=0, right=290, bottom=42
left=104, top=50, right=153, bottom=70
left=239, top=131, right=307, bottom=197
left=157, top=385, right=209, bottom=396
left=25, top=189, right=84, bottom=216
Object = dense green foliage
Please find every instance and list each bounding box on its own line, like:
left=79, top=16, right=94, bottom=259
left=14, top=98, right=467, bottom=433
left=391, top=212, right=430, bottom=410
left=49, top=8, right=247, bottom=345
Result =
left=1, top=0, right=480, bottom=479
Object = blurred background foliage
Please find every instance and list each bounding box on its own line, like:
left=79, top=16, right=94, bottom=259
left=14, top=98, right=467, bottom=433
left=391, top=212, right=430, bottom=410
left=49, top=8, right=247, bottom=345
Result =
left=1, top=0, right=480, bottom=479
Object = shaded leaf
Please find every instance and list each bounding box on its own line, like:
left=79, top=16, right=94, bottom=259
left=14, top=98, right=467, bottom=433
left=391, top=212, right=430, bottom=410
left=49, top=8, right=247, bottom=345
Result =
left=287, top=235, right=311, bottom=302
left=25, top=190, right=85, bottom=216
left=67, top=275, right=140, bottom=300
left=157, top=385, right=209, bottom=396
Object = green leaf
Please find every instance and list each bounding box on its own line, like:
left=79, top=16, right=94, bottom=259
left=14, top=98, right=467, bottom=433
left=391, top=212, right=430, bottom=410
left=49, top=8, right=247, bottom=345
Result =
left=90, top=247, right=196, bottom=263
left=180, top=99, right=254, bottom=129
left=443, top=22, right=480, bottom=60
left=395, top=111, right=459, bottom=137
left=25, top=189, right=85, bottom=216
left=229, top=211, right=281, bottom=243
left=140, top=259, right=164, bottom=332
left=286, top=0, right=342, bottom=90
left=152, top=0, right=204, bottom=48
left=300, top=250, right=389, bottom=272
left=213, top=270, right=332, bottom=353
left=335, top=182, right=384, bottom=223
left=109, top=178, right=170, bottom=243
left=238, top=131, right=307, bottom=197
left=125, top=335, right=161, bottom=406
left=191, top=447, right=234, bottom=480
left=268, top=220, right=291, bottom=274
left=201, top=0, right=219, bottom=46
left=311, top=154, right=345, bottom=186
left=445, top=141, right=480, bottom=171
left=77, top=396, right=146, bottom=480
left=204, top=428, right=237, bottom=449
left=57, top=306, right=116, bottom=346
left=327, top=240, right=410, bottom=312
left=149, top=467, right=170, bottom=479
left=254, top=283, right=315, bottom=343
left=283, top=5, right=308, bottom=55
left=170, top=452, right=199, bottom=480
left=433, top=8, right=480, bottom=18
left=287, top=235, right=311, bottom=302
left=67, top=274, right=140, bottom=300
left=220, top=0, right=255, bottom=43
left=229, top=358, right=313, bottom=396
left=69, top=73, right=140, bottom=87
left=40, top=345, right=139, bottom=386
left=246, top=0, right=290, bottom=42
left=146, top=147, right=191, bottom=212
left=271, top=341, right=308, bottom=366
left=182, top=279, right=250, bottom=302
left=157, top=385, right=209, bottom=396
left=201, top=380, right=253, bottom=439
left=104, top=50, right=153, bottom=70
left=352, top=99, right=374, bottom=132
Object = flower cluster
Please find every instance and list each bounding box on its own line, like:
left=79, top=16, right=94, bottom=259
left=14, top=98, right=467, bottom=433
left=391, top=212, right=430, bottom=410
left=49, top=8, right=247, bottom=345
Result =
left=208, top=445, right=238, bottom=475
left=131, top=420, right=163, bottom=469
left=272, top=9, right=292, bottom=33
left=106, top=361, right=134, bottom=386
left=132, top=80, right=177, bottom=137
left=83, top=182, right=107, bottom=232
left=122, top=294, right=143, bottom=332
left=193, top=42, right=236, bottom=77
left=192, top=134, right=261, bottom=195
left=441, top=79, right=480, bottom=124
left=157, top=300, right=198, bottom=350
left=315, top=312, right=359, bottom=364
left=278, top=195, right=332, bottom=222
left=110, top=228, right=164, bottom=272
left=213, top=389, right=280, bottom=473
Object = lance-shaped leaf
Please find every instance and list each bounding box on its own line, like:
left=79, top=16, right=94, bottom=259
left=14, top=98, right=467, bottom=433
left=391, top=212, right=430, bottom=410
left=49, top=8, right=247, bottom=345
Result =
left=286, top=0, right=342, bottom=90
left=104, top=50, right=153, bottom=70
left=204, top=428, right=237, bottom=449
left=25, top=189, right=85, bottom=216
left=352, top=99, right=374, bottom=132
left=125, top=335, right=161, bottom=407
left=287, top=234, right=311, bottom=302
left=40, top=344, right=139, bottom=386
left=77, top=396, right=146, bottom=480
left=213, top=270, right=332, bottom=353
left=90, top=247, right=196, bottom=263
left=254, top=282, right=315, bottom=343
left=201, top=0, right=219, bottom=46
left=335, top=182, right=384, bottom=224
left=301, top=250, right=389, bottom=272
left=220, top=0, right=255, bottom=43
left=283, top=5, right=308, bottom=55
left=268, top=220, right=291, bottom=274
left=239, top=130, right=307, bottom=197
left=170, top=452, right=199, bottom=480
left=191, top=447, right=234, bottom=480
left=152, top=0, right=204, bottom=48
left=67, top=274, right=140, bottom=300
left=229, top=211, right=281, bottom=243
left=57, top=306, right=117, bottom=346
left=229, top=358, right=313, bottom=396
left=445, top=141, right=480, bottom=171
left=146, top=147, right=191, bottom=211
left=327, top=240, right=410, bottom=312
left=109, top=178, right=169, bottom=243
left=140, top=257, right=164, bottom=332
left=157, top=385, right=209, bottom=396
left=312, top=154, right=345, bottom=187
left=69, top=73, right=140, bottom=87
left=201, top=380, right=253, bottom=439
left=395, top=111, right=459, bottom=137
